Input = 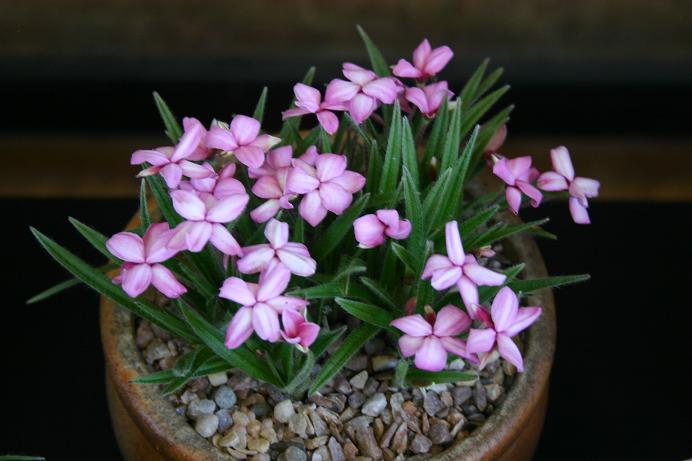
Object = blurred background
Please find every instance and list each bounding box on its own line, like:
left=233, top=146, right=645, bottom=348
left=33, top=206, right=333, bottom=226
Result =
left=2, top=1, right=691, bottom=460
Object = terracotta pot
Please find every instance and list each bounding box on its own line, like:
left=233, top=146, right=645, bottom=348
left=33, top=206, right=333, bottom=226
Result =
left=101, top=189, right=556, bottom=461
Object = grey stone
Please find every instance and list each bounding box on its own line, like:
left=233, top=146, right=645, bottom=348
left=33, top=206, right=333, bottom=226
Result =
left=473, top=381, right=487, bottom=412
left=305, top=436, right=329, bottom=450
left=278, top=446, right=307, bottom=461
left=216, top=408, right=233, bottom=432
left=194, top=414, right=219, bottom=438
left=288, top=413, right=309, bottom=438
left=423, top=391, right=446, bottom=417
left=390, top=423, right=408, bottom=454
left=207, top=371, right=228, bottom=387
left=311, top=394, right=345, bottom=413
left=213, top=385, right=237, bottom=409
left=274, top=399, right=295, bottom=423
left=248, top=438, right=271, bottom=453
left=345, top=354, right=368, bottom=371
left=349, top=370, right=368, bottom=390
left=187, top=399, right=216, bottom=419
left=451, top=386, right=472, bottom=406
left=220, top=428, right=247, bottom=449
left=389, top=393, right=404, bottom=418
left=361, top=393, right=387, bottom=417
left=135, top=322, right=154, bottom=348
left=428, top=421, right=452, bottom=444
left=364, top=337, right=385, bottom=355
left=348, top=391, right=366, bottom=408
left=309, top=410, right=330, bottom=437
left=410, top=434, right=432, bottom=454
left=328, top=437, right=346, bottom=461
left=485, top=383, right=503, bottom=402
left=354, top=426, right=383, bottom=460
left=144, top=338, right=172, bottom=364
left=251, top=402, right=271, bottom=417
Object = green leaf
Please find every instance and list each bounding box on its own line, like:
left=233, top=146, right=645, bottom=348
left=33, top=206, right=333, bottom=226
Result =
left=139, top=179, right=151, bottom=231
left=279, top=67, right=316, bottom=142
left=422, top=168, right=451, bottom=225
left=286, top=282, right=343, bottom=300
left=475, top=67, right=504, bottom=103
left=27, top=263, right=117, bottom=304
left=282, top=351, right=315, bottom=396
left=313, top=193, right=370, bottom=261
left=459, top=85, right=510, bottom=140
left=422, top=97, right=449, bottom=167
left=401, top=117, right=419, bottom=187
left=439, top=102, right=462, bottom=172
left=458, top=58, right=489, bottom=110
left=345, top=113, right=374, bottom=149
left=146, top=174, right=182, bottom=226
left=467, top=218, right=550, bottom=250
left=252, top=87, right=268, bottom=123
left=392, top=359, right=409, bottom=388
left=407, top=369, right=477, bottom=385
left=178, top=302, right=284, bottom=386
left=402, top=166, right=425, bottom=257
left=309, top=323, right=379, bottom=395
left=68, top=217, right=113, bottom=261
left=438, top=125, right=480, bottom=224
left=356, top=25, right=390, bottom=77
left=335, top=298, right=394, bottom=329
left=153, top=91, right=183, bottom=143
left=378, top=100, right=402, bottom=195
left=509, top=274, right=591, bottom=293
left=359, top=277, right=398, bottom=311
left=390, top=241, right=418, bottom=274
left=31, top=228, right=196, bottom=342
left=310, top=326, right=347, bottom=358
left=470, top=104, right=514, bottom=172
left=132, top=356, right=229, bottom=385
left=459, top=205, right=500, bottom=238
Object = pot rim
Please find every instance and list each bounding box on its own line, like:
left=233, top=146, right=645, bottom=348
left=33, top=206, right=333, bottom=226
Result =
left=100, top=178, right=556, bottom=461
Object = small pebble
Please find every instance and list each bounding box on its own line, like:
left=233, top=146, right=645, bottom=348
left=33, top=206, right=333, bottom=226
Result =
left=135, top=322, right=154, bottom=348
left=361, top=393, right=387, bottom=417
left=305, top=436, right=329, bottom=449
left=207, top=371, right=228, bottom=387
left=348, top=391, right=366, bottom=408
left=428, top=421, right=452, bottom=444
left=349, top=371, right=368, bottom=390
left=144, top=338, right=172, bottom=364
left=288, top=413, right=308, bottom=438
left=410, top=434, right=432, bottom=454
left=328, top=436, right=346, bottom=461
left=274, top=399, right=295, bottom=423
left=343, top=442, right=358, bottom=460
left=194, top=414, right=219, bottom=438
left=279, top=446, right=307, bottom=461
left=423, top=391, right=446, bottom=416
left=248, top=438, right=270, bottom=453
left=451, top=386, right=472, bottom=406
left=216, top=409, right=233, bottom=432
left=251, top=403, right=271, bottom=417
left=474, top=381, right=488, bottom=412
left=485, top=383, right=503, bottom=402
left=354, top=426, right=383, bottom=459
left=213, top=386, right=237, bottom=409
left=390, top=423, right=408, bottom=454
left=187, top=399, right=216, bottom=419
left=345, top=354, right=368, bottom=371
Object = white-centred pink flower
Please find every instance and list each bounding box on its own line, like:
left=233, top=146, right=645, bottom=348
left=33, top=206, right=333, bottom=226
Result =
left=131, top=117, right=213, bottom=189
left=237, top=219, right=316, bottom=277
left=280, top=309, right=320, bottom=352
left=281, top=83, right=348, bottom=135
left=466, top=286, right=542, bottom=372
left=537, top=146, right=600, bottom=224
left=353, top=209, right=411, bottom=249
left=168, top=189, right=248, bottom=255
left=405, top=81, right=453, bottom=118
left=421, top=221, right=506, bottom=318
left=492, top=155, right=543, bottom=214
left=221, top=264, right=309, bottom=348
left=390, top=305, right=473, bottom=372
left=392, top=39, right=454, bottom=80
left=327, top=63, right=399, bottom=124
left=286, top=146, right=366, bottom=227
left=107, top=223, right=186, bottom=298
left=248, top=146, right=299, bottom=223
left=206, top=115, right=280, bottom=169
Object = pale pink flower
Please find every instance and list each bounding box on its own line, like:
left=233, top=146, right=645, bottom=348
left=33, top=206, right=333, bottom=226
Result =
left=168, top=189, right=247, bottom=255
left=280, top=309, right=320, bottom=351
left=221, top=264, right=308, bottom=348
left=206, top=115, right=280, bottom=169
left=353, top=209, right=411, bottom=249
left=421, top=221, right=506, bottom=318
left=405, top=81, right=454, bottom=118
left=537, top=146, right=600, bottom=224
left=237, top=219, right=316, bottom=277
left=466, top=286, right=542, bottom=372
left=392, top=39, right=454, bottom=80
left=390, top=305, right=473, bottom=372
left=281, top=83, right=348, bottom=135
left=107, top=223, right=186, bottom=298
left=492, top=155, right=543, bottom=214
left=249, top=146, right=298, bottom=223
left=131, top=118, right=213, bottom=189
left=179, top=163, right=246, bottom=200
left=286, top=147, right=366, bottom=227
left=327, top=63, right=399, bottom=124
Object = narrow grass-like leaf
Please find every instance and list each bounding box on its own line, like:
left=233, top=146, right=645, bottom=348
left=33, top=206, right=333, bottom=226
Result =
left=402, top=167, right=425, bottom=256
left=401, top=117, right=419, bottom=187
left=282, top=351, right=315, bottom=396
left=31, top=228, right=196, bottom=342
left=359, top=277, right=398, bottom=311
left=438, top=126, right=480, bottom=224
left=27, top=263, right=117, bottom=304
left=345, top=113, right=374, bottom=149
left=378, top=100, right=402, bottom=195
left=407, top=369, right=477, bottom=385
left=422, top=168, right=451, bottom=223
left=286, top=282, right=343, bottom=300
left=459, top=205, right=500, bottom=238
left=335, top=298, right=394, bottom=330
left=356, top=25, right=390, bottom=77
left=458, top=58, right=489, bottom=111
left=153, top=91, right=183, bottom=143
left=469, top=105, right=514, bottom=172
left=439, top=102, right=462, bottom=172
left=139, top=179, right=151, bottom=231
left=467, top=218, right=550, bottom=250
left=422, top=98, right=449, bottom=167
left=279, top=67, right=316, bottom=142
left=0, top=456, right=46, bottom=461
left=459, top=85, right=510, bottom=140
left=146, top=174, right=182, bottom=226
left=179, top=303, right=283, bottom=386
left=132, top=356, right=229, bottom=384
left=509, top=274, right=591, bottom=293
left=68, top=217, right=113, bottom=260
left=252, top=87, right=268, bottom=124
left=390, top=241, right=418, bottom=274
left=475, top=67, right=504, bottom=103
left=309, top=323, right=379, bottom=395
left=310, top=326, right=347, bottom=359
left=313, top=193, right=370, bottom=261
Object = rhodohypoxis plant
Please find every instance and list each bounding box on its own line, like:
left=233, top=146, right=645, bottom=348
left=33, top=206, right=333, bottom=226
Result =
left=31, top=27, right=595, bottom=399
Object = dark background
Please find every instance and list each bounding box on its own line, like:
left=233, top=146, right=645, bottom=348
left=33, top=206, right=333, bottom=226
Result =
left=2, top=1, right=691, bottom=460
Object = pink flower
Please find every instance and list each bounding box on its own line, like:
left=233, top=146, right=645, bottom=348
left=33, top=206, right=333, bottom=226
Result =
left=281, top=83, right=348, bottom=135
left=327, top=63, right=399, bottom=124
left=390, top=305, right=473, bottom=372
left=107, top=223, right=186, bottom=298
left=405, top=81, right=454, bottom=118
left=537, top=146, right=600, bottom=224
left=249, top=146, right=298, bottom=223
left=206, top=115, right=280, bottom=169
left=168, top=189, right=247, bottom=255
left=392, top=39, right=454, bottom=80
left=492, top=155, right=543, bottom=214
left=131, top=118, right=213, bottom=189
left=221, top=264, right=308, bottom=348
left=237, top=219, right=316, bottom=277
left=466, top=287, right=542, bottom=372
left=286, top=147, right=366, bottom=227
left=280, top=309, right=320, bottom=351
left=180, top=163, right=246, bottom=200
left=421, top=221, right=506, bottom=317
left=353, top=209, right=412, bottom=249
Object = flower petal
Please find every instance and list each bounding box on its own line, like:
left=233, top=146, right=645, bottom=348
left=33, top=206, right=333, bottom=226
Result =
left=349, top=93, right=377, bottom=124
left=250, top=200, right=281, bottom=223
left=230, top=115, right=260, bottom=146
left=265, top=219, right=289, bottom=249
left=296, top=322, right=320, bottom=348
left=491, top=286, right=519, bottom=332
left=286, top=163, right=320, bottom=194
left=505, top=186, right=522, bottom=214
left=464, top=264, right=506, bottom=286
left=299, top=191, right=328, bottom=227
left=120, top=263, right=152, bottom=298
left=107, top=232, right=145, bottom=263
left=390, top=314, right=433, bottom=337
left=572, top=177, right=600, bottom=198
left=171, top=121, right=204, bottom=162
left=219, top=277, right=257, bottom=306
left=214, top=177, right=246, bottom=199
left=458, top=275, right=479, bottom=310
left=237, top=245, right=274, bottom=274
left=256, top=263, right=291, bottom=302
left=206, top=126, right=237, bottom=151
left=324, top=79, right=360, bottom=103
left=277, top=248, right=317, bottom=277
left=319, top=182, right=352, bottom=214
left=170, top=189, right=207, bottom=221
left=412, top=39, right=432, bottom=69
left=184, top=221, right=213, bottom=252
left=281, top=308, right=302, bottom=337
left=424, top=45, right=453, bottom=75
left=466, top=328, right=496, bottom=354
left=159, top=163, right=183, bottom=189
left=362, top=77, right=399, bottom=104
left=505, top=307, right=542, bottom=337
left=353, top=214, right=386, bottom=249
left=329, top=171, right=366, bottom=194
left=210, top=223, right=242, bottom=256
left=293, top=83, right=321, bottom=113
left=550, top=146, right=575, bottom=181
left=569, top=196, right=591, bottom=224
left=433, top=305, right=471, bottom=337
left=392, top=59, right=423, bottom=78
left=405, top=87, right=429, bottom=114
left=421, top=254, right=453, bottom=279
left=516, top=181, right=543, bottom=208
left=445, top=221, right=465, bottom=265
left=537, top=171, right=569, bottom=191
left=439, top=337, right=472, bottom=360
left=151, top=264, right=187, bottom=298
left=143, top=223, right=177, bottom=263
left=234, top=145, right=265, bottom=169
left=265, top=295, right=309, bottom=313
left=497, top=333, right=524, bottom=372
left=131, top=149, right=169, bottom=166
left=315, top=154, right=347, bottom=183
left=252, top=176, right=282, bottom=199
left=179, top=160, right=214, bottom=179
left=206, top=194, right=249, bottom=223
left=224, top=306, right=254, bottom=349
left=252, top=303, right=281, bottom=342
left=398, top=334, right=424, bottom=357
left=316, top=110, right=339, bottom=135
left=415, top=337, right=447, bottom=372
left=282, top=107, right=311, bottom=119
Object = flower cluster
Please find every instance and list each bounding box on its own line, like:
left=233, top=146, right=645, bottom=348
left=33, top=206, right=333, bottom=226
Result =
left=34, top=31, right=596, bottom=395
